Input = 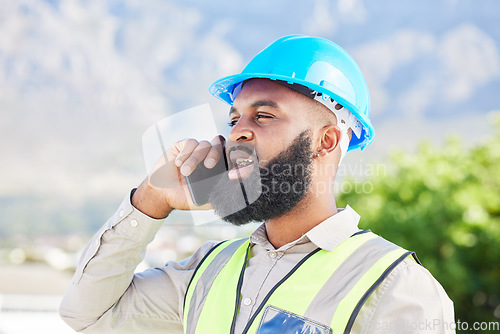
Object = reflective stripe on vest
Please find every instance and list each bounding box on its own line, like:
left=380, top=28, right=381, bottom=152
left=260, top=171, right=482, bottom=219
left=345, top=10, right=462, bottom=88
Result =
left=183, top=231, right=416, bottom=334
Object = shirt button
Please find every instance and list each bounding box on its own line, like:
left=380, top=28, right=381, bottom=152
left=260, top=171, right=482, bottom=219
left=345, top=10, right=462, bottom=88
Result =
left=119, top=209, right=125, bottom=218
left=268, top=251, right=277, bottom=259
left=130, top=219, right=138, bottom=227
left=242, top=298, right=252, bottom=306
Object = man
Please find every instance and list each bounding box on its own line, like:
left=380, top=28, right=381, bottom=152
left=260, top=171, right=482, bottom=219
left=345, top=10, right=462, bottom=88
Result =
left=60, top=35, right=455, bottom=333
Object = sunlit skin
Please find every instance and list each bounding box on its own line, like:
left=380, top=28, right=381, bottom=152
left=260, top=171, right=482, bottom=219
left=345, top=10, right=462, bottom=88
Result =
left=227, top=79, right=343, bottom=248
left=132, top=78, right=347, bottom=249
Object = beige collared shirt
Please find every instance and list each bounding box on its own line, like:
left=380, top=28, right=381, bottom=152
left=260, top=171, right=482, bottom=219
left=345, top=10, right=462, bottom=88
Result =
left=60, top=191, right=455, bottom=333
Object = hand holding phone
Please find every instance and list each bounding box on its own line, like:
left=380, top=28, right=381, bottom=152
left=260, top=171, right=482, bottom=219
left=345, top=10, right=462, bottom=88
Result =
left=144, top=135, right=226, bottom=213
left=172, top=136, right=227, bottom=207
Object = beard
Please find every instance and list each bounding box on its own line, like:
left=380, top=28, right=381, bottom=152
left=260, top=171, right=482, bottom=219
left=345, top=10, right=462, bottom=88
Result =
left=209, top=130, right=314, bottom=226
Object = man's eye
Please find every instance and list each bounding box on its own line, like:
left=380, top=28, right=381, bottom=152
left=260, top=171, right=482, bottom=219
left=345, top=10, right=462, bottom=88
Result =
left=256, top=114, right=273, bottom=120
left=228, top=114, right=272, bottom=127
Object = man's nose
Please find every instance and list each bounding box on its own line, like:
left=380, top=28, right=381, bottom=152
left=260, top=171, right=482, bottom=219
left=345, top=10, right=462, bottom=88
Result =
left=228, top=117, right=254, bottom=142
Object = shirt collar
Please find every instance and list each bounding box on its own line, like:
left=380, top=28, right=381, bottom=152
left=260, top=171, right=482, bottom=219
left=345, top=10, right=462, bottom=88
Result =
left=305, top=205, right=361, bottom=251
left=249, top=205, right=361, bottom=252
left=249, top=223, right=268, bottom=246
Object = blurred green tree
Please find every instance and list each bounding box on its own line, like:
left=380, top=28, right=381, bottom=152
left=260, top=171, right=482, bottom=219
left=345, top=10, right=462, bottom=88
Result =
left=339, top=114, right=500, bottom=332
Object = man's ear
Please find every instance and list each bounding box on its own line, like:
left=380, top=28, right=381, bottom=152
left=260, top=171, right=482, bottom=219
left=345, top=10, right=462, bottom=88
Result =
left=317, top=125, right=342, bottom=156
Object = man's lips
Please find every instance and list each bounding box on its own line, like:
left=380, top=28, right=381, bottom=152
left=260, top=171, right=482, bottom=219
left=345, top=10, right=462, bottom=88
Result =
left=228, top=146, right=254, bottom=167
left=227, top=146, right=257, bottom=180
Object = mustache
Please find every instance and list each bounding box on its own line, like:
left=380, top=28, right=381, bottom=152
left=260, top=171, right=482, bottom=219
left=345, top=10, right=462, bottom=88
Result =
left=227, top=144, right=255, bottom=156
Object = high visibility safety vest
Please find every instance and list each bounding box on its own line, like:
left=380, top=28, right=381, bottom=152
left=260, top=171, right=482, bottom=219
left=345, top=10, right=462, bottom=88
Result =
left=183, top=230, right=419, bottom=334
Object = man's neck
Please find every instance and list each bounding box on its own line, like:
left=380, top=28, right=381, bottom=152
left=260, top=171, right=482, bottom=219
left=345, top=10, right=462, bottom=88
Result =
left=264, top=194, right=338, bottom=249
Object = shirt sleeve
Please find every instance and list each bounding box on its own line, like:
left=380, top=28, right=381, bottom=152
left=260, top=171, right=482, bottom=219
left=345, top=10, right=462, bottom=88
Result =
left=59, top=190, right=218, bottom=334
left=353, top=257, right=456, bottom=334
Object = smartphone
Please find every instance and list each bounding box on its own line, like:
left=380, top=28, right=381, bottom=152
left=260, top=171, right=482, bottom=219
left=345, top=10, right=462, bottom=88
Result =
left=185, top=149, right=228, bottom=206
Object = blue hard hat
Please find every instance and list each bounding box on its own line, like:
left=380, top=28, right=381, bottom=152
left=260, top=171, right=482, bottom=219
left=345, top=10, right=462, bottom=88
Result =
left=209, top=35, right=374, bottom=151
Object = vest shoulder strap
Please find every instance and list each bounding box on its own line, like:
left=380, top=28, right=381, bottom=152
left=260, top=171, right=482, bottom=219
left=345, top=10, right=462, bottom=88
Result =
left=183, top=238, right=250, bottom=334
left=242, top=231, right=414, bottom=333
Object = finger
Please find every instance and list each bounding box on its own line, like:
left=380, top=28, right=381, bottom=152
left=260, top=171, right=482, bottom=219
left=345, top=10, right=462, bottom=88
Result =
left=173, top=139, right=199, bottom=167
left=180, top=140, right=212, bottom=176
left=204, top=135, right=226, bottom=168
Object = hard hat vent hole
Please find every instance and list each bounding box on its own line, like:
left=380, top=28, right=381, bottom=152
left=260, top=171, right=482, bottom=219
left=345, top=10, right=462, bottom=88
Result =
left=341, top=120, right=346, bottom=124
left=335, top=103, right=343, bottom=110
